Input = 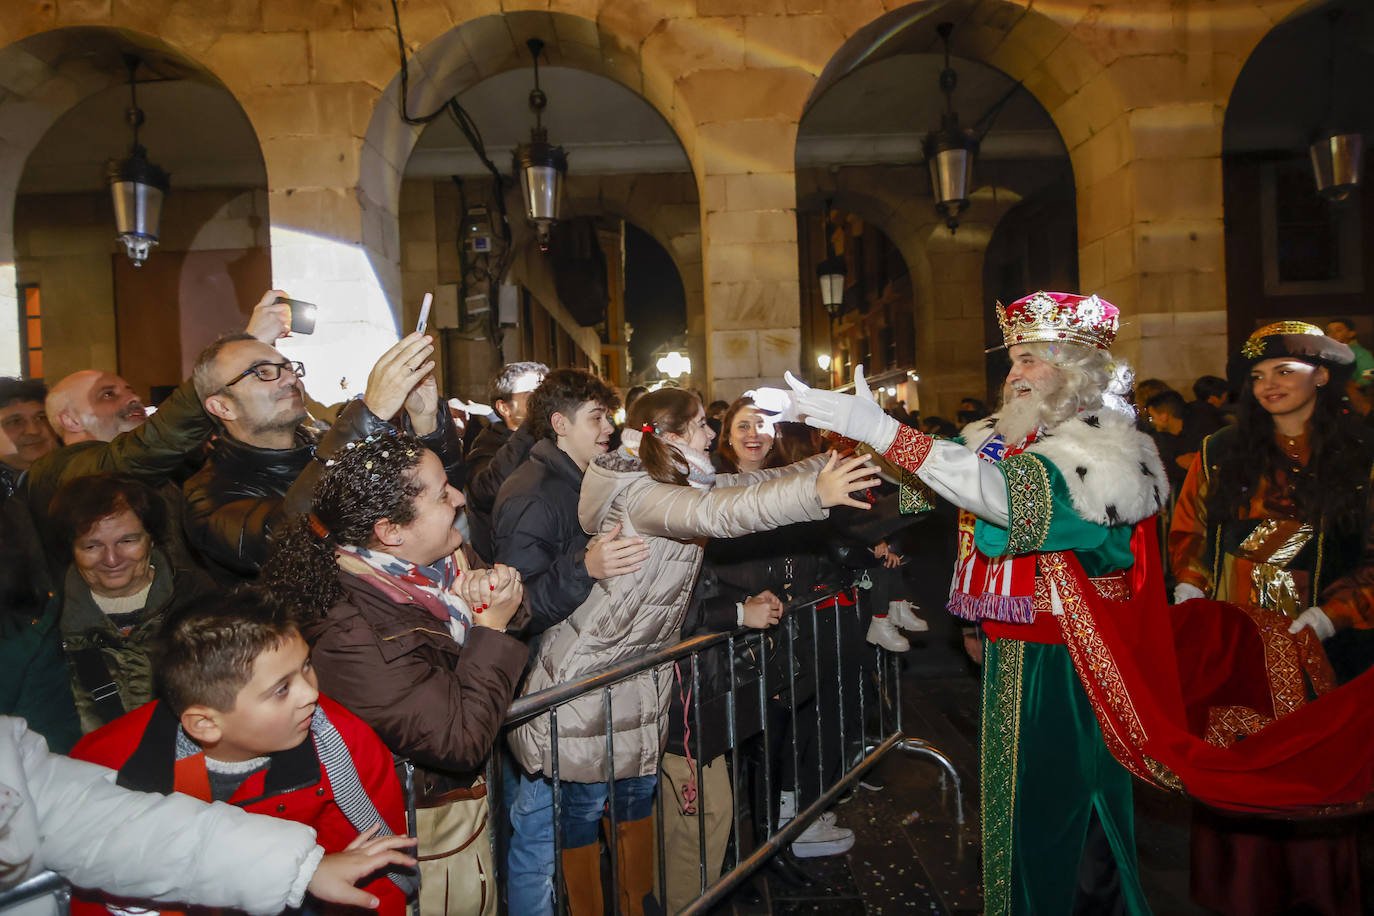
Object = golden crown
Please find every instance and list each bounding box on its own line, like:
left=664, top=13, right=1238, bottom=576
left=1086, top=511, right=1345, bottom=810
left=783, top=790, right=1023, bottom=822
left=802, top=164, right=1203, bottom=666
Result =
left=995, top=291, right=1119, bottom=351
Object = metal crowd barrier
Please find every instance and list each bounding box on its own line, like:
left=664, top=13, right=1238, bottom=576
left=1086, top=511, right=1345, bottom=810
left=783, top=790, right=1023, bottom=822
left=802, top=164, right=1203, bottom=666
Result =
left=0, top=871, right=70, bottom=915
left=482, top=581, right=965, bottom=915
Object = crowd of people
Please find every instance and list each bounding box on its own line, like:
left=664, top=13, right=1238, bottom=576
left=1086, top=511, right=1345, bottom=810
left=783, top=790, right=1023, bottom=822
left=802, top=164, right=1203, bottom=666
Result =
left=0, top=287, right=1371, bottom=916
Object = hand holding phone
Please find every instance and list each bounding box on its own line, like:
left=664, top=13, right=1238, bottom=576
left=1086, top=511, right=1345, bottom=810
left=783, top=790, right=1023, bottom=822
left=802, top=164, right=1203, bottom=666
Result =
left=416, top=293, right=433, bottom=335
left=274, top=297, right=318, bottom=335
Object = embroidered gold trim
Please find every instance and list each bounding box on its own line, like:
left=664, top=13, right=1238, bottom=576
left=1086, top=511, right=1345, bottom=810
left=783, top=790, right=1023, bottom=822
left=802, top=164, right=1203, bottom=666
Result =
left=885, top=425, right=934, bottom=472
left=1044, top=552, right=1155, bottom=783
left=1002, top=454, right=1053, bottom=555
left=981, top=638, right=1024, bottom=916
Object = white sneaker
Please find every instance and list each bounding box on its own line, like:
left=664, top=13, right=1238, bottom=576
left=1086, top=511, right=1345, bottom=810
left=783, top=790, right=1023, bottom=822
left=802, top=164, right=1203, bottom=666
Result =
left=888, top=600, right=929, bottom=632
left=778, top=792, right=855, bottom=858
left=866, top=615, right=910, bottom=652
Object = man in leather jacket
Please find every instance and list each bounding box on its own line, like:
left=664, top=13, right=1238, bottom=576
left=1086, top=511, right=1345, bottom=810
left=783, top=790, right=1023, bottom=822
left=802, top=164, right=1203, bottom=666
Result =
left=182, top=322, right=464, bottom=582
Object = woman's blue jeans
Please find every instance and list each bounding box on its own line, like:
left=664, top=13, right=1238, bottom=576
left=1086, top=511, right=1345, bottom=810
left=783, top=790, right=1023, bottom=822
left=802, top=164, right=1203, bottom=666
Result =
left=506, top=771, right=658, bottom=916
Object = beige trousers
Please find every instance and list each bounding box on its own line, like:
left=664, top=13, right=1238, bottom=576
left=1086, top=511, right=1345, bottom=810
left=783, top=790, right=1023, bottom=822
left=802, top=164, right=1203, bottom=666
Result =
left=657, top=753, right=732, bottom=914
left=415, top=793, right=496, bottom=916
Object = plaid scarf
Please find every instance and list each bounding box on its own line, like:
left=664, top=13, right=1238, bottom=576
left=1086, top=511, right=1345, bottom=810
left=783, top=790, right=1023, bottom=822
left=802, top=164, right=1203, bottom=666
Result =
left=335, top=544, right=474, bottom=645
left=946, top=431, right=1040, bottom=624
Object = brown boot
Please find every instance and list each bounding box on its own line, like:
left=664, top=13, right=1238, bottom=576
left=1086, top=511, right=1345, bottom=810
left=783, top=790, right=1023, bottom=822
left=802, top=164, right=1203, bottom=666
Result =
left=561, top=842, right=604, bottom=916
left=613, top=816, right=657, bottom=916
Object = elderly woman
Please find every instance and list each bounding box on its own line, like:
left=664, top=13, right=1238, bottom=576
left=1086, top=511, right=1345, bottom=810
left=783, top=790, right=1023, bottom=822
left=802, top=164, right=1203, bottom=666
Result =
left=261, top=430, right=527, bottom=916
left=48, top=474, right=214, bottom=732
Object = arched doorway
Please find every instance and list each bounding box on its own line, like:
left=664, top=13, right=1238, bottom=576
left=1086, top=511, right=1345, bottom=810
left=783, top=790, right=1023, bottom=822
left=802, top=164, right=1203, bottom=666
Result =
left=390, top=24, right=701, bottom=397
left=798, top=7, right=1072, bottom=419
left=0, top=27, right=267, bottom=390
left=1221, top=0, right=1374, bottom=358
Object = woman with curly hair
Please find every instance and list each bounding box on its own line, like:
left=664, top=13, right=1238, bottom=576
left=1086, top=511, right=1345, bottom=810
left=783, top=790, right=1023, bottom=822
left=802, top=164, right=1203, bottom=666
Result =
left=505, top=386, right=879, bottom=916
left=1169, top=321, right=1374, bottom=916
left=261, top=431, right=527, bottom=916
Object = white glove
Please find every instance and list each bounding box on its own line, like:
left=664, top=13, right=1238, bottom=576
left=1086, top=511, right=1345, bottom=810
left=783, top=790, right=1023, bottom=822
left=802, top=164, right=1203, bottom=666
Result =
left=1173, top=583, right=1205, bottom=604
left=1287, top=606, right=1335, bottom=641
left=785, top=365, right=900, bottom=453
left=745, top=386, right=799, bottom=422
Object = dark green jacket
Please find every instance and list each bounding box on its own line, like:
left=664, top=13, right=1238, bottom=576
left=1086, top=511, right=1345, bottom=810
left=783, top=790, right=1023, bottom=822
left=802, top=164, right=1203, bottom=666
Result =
left=25, top=378, right=212, bottom=536
left=60, top=550, right=215, bottom=733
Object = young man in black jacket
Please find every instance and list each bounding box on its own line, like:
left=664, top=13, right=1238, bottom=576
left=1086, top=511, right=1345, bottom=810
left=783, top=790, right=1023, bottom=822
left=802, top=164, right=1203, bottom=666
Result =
left=491, top=368, right=648, bottom=635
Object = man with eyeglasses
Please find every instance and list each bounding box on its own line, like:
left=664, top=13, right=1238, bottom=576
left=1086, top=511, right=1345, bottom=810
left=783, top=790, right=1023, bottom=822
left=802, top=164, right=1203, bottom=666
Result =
left=24, top=291, right=293, bottom=546
left=183, top=324, right=463, bottom=582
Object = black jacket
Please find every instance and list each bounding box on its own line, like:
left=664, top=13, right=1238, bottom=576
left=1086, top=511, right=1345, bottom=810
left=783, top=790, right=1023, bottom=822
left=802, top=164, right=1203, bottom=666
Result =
left=183, top=399, right=464, bottom=581
left=491, top=438, right=595, bottom=635
left=465, top=421, right=536, bottom=563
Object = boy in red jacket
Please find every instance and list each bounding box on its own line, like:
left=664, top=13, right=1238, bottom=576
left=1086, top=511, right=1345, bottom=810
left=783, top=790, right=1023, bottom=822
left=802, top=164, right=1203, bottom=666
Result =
left=72, top=590, right=415, bottom=915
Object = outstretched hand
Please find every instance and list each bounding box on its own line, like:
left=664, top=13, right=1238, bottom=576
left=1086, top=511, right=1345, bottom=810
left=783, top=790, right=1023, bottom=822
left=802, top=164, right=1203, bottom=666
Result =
left=785, top=366, right=899, bottom=452
left=815, top=451, right=882, bottom=509
left=307, top=823, right=417, bottom=910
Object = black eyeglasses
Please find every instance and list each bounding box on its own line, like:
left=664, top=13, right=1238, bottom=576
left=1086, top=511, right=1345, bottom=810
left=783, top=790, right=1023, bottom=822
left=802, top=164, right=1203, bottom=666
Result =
left=224, top=360, right=306, bottom=389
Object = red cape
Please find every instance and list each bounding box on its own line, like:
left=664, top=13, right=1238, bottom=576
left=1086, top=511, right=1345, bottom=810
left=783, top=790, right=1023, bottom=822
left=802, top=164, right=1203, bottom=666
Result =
left=1047, top=521, right=1374, bottom=815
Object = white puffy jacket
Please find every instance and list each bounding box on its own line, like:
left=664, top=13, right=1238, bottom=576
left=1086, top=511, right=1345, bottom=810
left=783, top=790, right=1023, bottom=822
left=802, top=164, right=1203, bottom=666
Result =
left=0, top=717, right=323, bottom=916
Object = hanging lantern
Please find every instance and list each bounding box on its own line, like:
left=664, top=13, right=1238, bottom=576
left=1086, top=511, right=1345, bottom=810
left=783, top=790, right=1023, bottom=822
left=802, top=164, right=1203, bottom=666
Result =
left=1309, top=132, right=1363, bottom=202
left=816, top=254, right=846, bottom=315
left=512, top=38, right=567, bottom=252
left=923, top=23, right=978, bottom=231
left=1309, top=10, right=1363, bottom=203
left=816, top=199, right=847, bottom=316
left=107, top=55, right=169, bottom=267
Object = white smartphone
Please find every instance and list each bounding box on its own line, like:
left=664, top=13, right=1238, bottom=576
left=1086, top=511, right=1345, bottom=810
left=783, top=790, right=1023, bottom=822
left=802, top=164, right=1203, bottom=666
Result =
left=416, top=292, right=433, bottom=335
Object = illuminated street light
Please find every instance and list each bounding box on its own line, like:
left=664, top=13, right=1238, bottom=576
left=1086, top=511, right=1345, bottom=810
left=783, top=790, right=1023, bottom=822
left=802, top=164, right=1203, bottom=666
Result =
left=513, top=39, right=567, bottom=251
left=107, top=55, right=168, bottom=266
left=817, top=354, right=832, bottom=371
left=656, top=351, right=691, bottom=379
left=923, top=22, right=978, bottom=231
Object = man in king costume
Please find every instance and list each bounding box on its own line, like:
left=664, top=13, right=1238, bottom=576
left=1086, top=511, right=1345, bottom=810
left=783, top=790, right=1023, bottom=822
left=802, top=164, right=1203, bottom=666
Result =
left=790, top=291, right=1169, bottom=915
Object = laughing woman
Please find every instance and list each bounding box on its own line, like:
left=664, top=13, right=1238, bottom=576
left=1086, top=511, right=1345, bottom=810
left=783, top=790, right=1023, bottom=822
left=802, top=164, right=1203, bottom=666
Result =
left=1169, top=321, right=1374, bottom=916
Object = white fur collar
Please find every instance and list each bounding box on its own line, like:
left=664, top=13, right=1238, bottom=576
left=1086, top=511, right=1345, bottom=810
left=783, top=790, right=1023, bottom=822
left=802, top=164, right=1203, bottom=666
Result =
left=960, top=408, right=1169, bottom=526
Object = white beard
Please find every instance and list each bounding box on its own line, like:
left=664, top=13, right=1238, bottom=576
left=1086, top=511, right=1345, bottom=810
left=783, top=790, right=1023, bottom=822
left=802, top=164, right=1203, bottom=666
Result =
left=994, top=379, right=1068, bottom=445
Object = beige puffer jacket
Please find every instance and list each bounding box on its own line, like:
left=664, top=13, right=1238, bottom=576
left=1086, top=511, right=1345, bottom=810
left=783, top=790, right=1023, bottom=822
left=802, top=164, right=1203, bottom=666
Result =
left=508, top=451, right=827, bottom=782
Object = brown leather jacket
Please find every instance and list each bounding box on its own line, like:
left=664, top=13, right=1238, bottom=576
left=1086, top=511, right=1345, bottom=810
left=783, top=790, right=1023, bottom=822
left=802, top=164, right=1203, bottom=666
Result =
left=301, top=545, right=528, bottom=800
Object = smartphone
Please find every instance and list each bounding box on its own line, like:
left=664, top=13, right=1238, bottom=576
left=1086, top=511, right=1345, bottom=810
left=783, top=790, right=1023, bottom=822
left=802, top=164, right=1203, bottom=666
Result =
left=275, top=297, right=317, bottom=335
left=416, top=293, right=433, bottom=335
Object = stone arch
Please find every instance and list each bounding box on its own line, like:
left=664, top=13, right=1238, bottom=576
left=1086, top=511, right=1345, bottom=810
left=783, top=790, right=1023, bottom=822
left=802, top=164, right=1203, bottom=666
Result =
left=358, top=10, right=703, bottom=337
left=0, top=26, right=265, bottom=377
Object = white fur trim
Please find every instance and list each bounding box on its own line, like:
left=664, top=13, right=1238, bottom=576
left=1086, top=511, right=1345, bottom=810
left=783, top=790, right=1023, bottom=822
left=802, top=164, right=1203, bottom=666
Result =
left=961, top=410, right=1169, bottom=526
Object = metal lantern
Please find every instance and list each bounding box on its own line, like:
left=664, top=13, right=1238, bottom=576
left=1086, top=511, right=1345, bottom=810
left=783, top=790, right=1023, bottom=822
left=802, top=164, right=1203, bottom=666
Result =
left=107, top=55, right=169, bottom=266
left=816, top=199, right=847, bottom=316
left=512, top=39, right=567, bottom=252
left=923, top=23, right=978, bottom=231
left=816, top=254, right=846, bottom=315
left=1309, top=132, right=1363, bottom=201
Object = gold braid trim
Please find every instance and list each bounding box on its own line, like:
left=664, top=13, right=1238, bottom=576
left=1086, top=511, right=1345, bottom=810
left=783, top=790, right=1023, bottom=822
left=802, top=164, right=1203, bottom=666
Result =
left=981, top=638, right=1024, bottom=916
left=1044, top=551, right=1156, bottom=783
left=1001, top=453, right=1054, bottom=555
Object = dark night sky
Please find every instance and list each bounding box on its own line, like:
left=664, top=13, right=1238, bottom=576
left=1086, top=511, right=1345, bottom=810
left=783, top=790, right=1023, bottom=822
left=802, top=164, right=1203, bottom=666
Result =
left=623, top=223, right=686, bottom=373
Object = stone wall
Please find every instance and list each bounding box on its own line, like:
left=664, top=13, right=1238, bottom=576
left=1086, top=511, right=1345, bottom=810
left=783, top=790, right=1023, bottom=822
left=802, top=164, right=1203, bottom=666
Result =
left=0, top=0, right=1316, bottom=400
